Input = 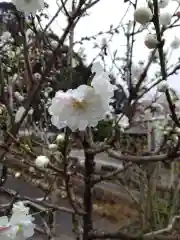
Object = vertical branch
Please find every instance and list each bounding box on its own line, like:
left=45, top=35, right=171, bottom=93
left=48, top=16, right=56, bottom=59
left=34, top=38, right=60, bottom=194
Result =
left=62, top=128, right=82, bottom=214
left=152, top=0, right=180, bottom=226
left=82, top=137, right=95, bottom=240
left=153, top=0, right=180, bottom=127
left=125, top=22, right=131, bottom=92
left=128, top=0, right=137, bottom=97
left=68, top=1, right=76, bottom=87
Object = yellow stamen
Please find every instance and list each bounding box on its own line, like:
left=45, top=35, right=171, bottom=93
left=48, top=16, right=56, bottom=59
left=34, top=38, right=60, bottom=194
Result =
left=18, top=224, right=23, bottom=232
left=72, top=99, right=87, bottom=110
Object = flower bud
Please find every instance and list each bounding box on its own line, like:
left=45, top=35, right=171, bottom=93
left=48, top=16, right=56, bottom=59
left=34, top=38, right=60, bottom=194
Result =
left=163, top=130, right=168, bottom=135
left=158, top=0, right=169, bottom=8
left=159, top=12, right=172, bottom=26
left=51, top=40, right=58, bottom=49
left=144, top=34, right=159, bottom=49
left=166, top=126, right=172, bottom=132
left=175, top=127, right=180, bottom=134
left=15, top=172, right=21, bottom=178
left=157, top=80, right=168, bottom=92
left=134, top=7, right=153, bottom=25
left=172, top=134, right=179, bottom=142
left=29, top=167, right=35, bottom=173
left=35, top=156, right=49, bottom=168
left=56, top=134, right=65, bottom=143
left=48, top=143, right=58, bottom=152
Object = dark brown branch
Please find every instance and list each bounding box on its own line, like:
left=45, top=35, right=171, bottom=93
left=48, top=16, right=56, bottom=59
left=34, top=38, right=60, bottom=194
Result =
left=62, top=128, right=82, bottom=214
left=82, top=137, right=95, bottom=240
left=107, top=149, right=180, bottom=163
left=90, top=230, right=180, bottom=240
left=153, top=0, right=180, bottom=127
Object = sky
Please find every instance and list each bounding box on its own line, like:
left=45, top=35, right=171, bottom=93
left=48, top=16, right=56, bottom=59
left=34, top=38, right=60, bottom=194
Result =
left=2, top=0, right=180, bottom=96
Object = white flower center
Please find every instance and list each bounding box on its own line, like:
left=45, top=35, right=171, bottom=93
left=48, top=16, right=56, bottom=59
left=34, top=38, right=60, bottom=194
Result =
left=71, top=99, right=87, bottom=110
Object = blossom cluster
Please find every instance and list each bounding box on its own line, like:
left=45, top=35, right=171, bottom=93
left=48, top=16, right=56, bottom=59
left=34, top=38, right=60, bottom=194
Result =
left=134, top=0, right=180, bottom=49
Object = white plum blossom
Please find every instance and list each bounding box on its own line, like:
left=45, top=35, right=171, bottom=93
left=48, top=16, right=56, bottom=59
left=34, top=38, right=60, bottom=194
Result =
left=118, top=115, right=129, bottom=129
left=49, top=63, right=116, bottom=131
left=12, top=0, right=44, bottom=15
left=10, top=202, right=35, bottom=239
left=91, top=68, right=117, bottom=103
left=159, top=12, right=172, bottom=26
left=158, top=0, right=169, bottom=8
left=49, top=86, right=107, bottom=131
left=0, top=202, right=35, bottom=239
left=91, top=62, right=106, bottom=76
left=35, top=155, right=49, bottom=168
left=144, top=34, right=159, bottom=49
left=91, top=62, right=117, bottom=103
left=134, top=7, right=153, bottom=25
left=157, top=80, right=169, bottom=92
left=171, top=36, right=180, bottom=49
